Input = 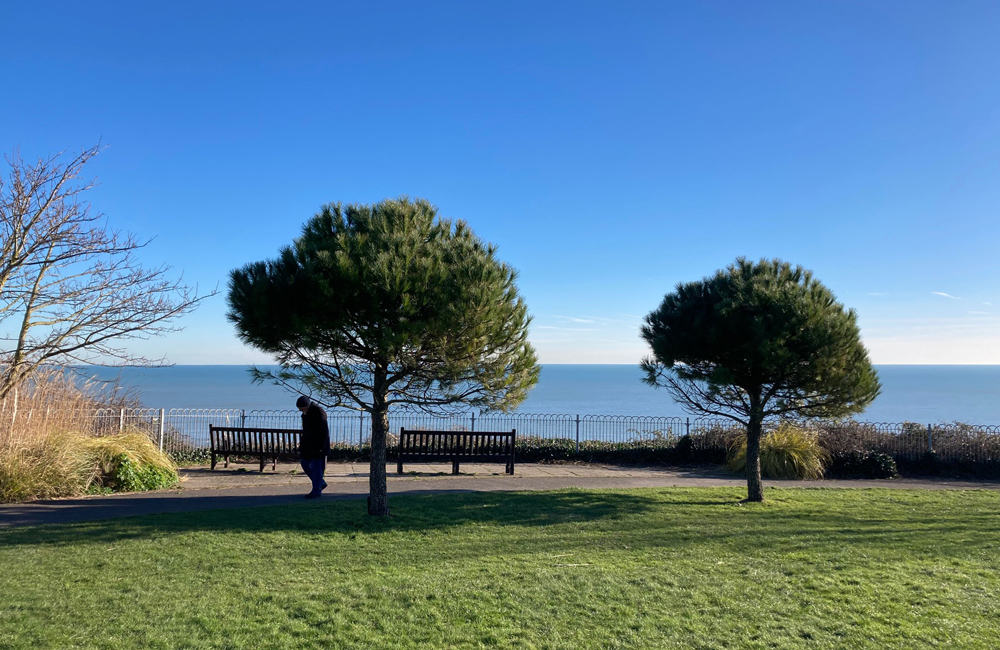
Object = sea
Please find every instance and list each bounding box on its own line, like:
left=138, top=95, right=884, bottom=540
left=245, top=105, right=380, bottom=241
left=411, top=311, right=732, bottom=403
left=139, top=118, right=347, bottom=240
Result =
left=70, top=365, right=1000, bottom=425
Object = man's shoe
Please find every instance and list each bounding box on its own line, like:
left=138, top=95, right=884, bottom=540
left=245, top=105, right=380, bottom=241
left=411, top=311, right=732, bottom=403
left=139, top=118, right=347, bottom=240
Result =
left=304, top=492, right=321, bottom=500
left=321, top=480, right=328, bottom=490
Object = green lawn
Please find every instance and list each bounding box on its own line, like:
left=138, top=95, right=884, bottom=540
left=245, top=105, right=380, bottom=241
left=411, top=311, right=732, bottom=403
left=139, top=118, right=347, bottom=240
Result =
left=2, top=488, right=999, bottom=649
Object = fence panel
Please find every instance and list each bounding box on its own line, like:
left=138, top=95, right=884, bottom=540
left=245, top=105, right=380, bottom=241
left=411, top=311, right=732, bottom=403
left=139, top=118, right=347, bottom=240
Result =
left=327, top=411, right=364, bottom=447
left=18, top=405, right=1000, bottom=466
left=580, top=415, right=685, bottom=444
left=389, top=411, right=472, bottom=438
left=163, top=409, right=244, bottom=454
left=480, top=413, right=576, bottom=440
left=929, top=423, right=1000, bottom=463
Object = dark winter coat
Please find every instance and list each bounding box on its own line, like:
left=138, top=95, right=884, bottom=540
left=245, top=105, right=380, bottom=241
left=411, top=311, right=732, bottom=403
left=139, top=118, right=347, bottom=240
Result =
left=300, top=404, right=331, bottom=460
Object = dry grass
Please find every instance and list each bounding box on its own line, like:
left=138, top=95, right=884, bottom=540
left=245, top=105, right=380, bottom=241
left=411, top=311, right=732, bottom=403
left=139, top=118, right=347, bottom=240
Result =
left=0, top=368, right=172, bottom=503
left=83, top=431, right=176, bottom=478
left=0, top=429, right=96, bottom=502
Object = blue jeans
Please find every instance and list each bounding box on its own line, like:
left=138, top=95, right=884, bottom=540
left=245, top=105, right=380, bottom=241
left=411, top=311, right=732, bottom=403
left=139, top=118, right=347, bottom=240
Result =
left=300, top=457, right=326, bottom=495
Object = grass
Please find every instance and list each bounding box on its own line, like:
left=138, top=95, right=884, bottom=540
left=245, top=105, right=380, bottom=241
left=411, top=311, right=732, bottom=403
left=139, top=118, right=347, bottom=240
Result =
left=1, top=487, right=999, bottom=649
left=728, top=422, right=830, bottom=480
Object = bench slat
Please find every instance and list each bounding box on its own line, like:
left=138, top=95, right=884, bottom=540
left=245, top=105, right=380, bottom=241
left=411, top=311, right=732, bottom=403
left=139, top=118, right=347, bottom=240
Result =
left=396, top=428, right=515, bottom=475
left=209, top=426, right=304, bottom=471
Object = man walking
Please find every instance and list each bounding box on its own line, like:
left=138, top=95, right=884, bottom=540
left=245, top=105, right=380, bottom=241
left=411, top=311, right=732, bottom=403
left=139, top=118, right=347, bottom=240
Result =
left=296, top=395, right=330, bottom=499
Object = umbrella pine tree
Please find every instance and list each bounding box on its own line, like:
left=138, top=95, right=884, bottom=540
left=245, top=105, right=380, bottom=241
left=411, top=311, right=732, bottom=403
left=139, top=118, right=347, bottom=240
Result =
left=228, top=198, right=539, bottom=515
left=641, top=257, right=880, bottom=501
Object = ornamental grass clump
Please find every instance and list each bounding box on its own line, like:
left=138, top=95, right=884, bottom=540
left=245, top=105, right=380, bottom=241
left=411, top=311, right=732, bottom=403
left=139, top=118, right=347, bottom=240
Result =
left=0, top=369, right=177, bottom=502
left=727, top=422, right=829, bottom=480
left=0, top=429, right=97, bottom=503
left=0, top=371, right=102, bottom=502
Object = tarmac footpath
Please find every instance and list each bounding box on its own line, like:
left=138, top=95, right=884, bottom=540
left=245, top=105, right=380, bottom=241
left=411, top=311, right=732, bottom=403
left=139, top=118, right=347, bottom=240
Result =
left=1, top=461, right=997, bottom=529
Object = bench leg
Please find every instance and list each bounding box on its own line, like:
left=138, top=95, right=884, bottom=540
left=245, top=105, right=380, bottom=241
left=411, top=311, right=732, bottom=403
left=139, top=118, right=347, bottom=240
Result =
left=211, top=452, right=217, bottom=470
left=452, top=460, right=459, bottom=475
left=397, top=458, right=403, bottom=474
left=224, top=454, right=229, bottom=469
left=259, top=454, right=265, bottom=472
left=272, top=455, right=277, bottom=471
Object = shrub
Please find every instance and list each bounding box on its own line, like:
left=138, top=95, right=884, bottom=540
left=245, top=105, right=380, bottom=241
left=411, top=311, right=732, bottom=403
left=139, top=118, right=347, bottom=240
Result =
left=513, top=436, right=695, bottom=465
left=727, top=422, right=829, bottom=480
left=84, top=431, right=179, bottom=492
left=904, top=450, right=942, bottom=477
left=826, top=450, right=898, bottom=479
left=109, top=455, right=179, bottom=491
left=168, top=448, right=212, bottom=465
left=515, top=437, right=578, bottom=463
left=686, top=424, right=743, bottom=464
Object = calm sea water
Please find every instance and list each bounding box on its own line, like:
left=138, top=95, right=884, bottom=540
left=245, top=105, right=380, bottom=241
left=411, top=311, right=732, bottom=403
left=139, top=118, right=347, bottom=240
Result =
left=71, top=365, right=1000, bottom=425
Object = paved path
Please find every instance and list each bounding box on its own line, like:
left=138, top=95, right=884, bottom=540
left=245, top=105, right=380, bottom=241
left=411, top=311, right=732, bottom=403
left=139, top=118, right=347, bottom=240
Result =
left=2, top=462, right=998, bottom=529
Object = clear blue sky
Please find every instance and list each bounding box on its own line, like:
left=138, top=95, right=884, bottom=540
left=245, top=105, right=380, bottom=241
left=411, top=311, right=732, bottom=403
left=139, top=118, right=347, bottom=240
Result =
left=4, top=1, right=999, bottom=364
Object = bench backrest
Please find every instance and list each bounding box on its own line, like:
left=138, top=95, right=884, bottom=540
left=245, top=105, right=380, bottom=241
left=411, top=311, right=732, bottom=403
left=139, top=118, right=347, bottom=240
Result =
left=398, top=428, right=516, bottom=458
left=209, top=426, right=302, bottom=455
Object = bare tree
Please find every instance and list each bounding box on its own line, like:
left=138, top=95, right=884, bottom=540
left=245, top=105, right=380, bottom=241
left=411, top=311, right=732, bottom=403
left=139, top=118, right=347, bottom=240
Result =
left=0, top=145, right=209, bottom=399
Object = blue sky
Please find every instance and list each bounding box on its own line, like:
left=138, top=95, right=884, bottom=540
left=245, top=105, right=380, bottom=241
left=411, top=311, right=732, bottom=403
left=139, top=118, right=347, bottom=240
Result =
left=4, top=1, right=999, bottom=364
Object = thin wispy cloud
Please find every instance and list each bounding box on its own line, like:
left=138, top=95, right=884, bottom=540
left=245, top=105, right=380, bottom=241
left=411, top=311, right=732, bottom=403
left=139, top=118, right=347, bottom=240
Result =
left=535, top=325, right=595, bottom=332
left=580, top=315, right=642, bottom=325
left=968, top=311, right=992, bottom=315
left=931, top=292, right=961, bottom=300
left=544, top=314, right=640, bottom=326
left=984, top=302, right=993, bottom=306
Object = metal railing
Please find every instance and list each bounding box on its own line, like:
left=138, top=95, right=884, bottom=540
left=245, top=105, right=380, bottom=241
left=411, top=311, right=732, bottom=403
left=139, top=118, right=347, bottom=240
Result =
left=4, top=406, right=999, bottom=464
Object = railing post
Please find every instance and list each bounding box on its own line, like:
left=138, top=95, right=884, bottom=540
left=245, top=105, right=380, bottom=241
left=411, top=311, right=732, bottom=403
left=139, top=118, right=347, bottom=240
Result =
left=359, top=411, right=364, bottom=450
left=686, top=417, right=690, bottom=436
left=575, top=414, right=580, bottom=454
left=927, top=423, right=933, bottom=454
left=471, top=411, right=476, bottom=432
left=241, top=409, right=246, bottom=428
left=158, top=408, right=166, bottom=452
left=119, top=408, right=125, bottom=434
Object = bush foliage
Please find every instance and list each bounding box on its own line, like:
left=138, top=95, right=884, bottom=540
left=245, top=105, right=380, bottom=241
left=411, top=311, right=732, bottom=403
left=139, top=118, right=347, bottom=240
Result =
left=109, top=455, right=179, bottom=491
left=85, top=432, right=179, bottom=492
left=826, top=450, right=898, bottom=479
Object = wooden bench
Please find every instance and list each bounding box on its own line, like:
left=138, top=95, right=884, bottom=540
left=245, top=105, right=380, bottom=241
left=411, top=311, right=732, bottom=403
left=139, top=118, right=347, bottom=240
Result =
left=396, top=428, right=516, bottom=475
left=209, top=425, right=302, bottom=471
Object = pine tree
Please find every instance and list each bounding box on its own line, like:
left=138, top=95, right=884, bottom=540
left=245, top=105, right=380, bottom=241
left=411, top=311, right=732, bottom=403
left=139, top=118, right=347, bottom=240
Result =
left=641, top=257, right=881, bottom=502
left=227, top=197, right=539, bottom=515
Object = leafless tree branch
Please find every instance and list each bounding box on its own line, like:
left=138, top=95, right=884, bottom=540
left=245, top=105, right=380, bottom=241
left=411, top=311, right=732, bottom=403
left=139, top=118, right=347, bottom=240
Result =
left=0, top=145, right=213, bottom=398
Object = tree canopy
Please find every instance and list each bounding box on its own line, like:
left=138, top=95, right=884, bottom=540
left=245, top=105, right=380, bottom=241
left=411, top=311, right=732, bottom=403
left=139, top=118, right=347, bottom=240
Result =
left=227, top=197, right=539, bottom=515
left=640, top=257, right=880, bottom=501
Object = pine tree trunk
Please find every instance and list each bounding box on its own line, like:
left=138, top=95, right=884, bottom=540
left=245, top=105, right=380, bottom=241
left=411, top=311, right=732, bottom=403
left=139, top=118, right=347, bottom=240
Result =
left=368, top=380, right=390, bottom=517
left=745, top=413, right=765, bottom=503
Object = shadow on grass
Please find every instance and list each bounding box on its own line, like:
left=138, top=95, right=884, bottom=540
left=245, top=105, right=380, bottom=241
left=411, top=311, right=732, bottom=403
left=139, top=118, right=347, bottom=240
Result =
left=3, top=488, right=998, bottom=562
left=0, top=489, right=673, bottom=547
